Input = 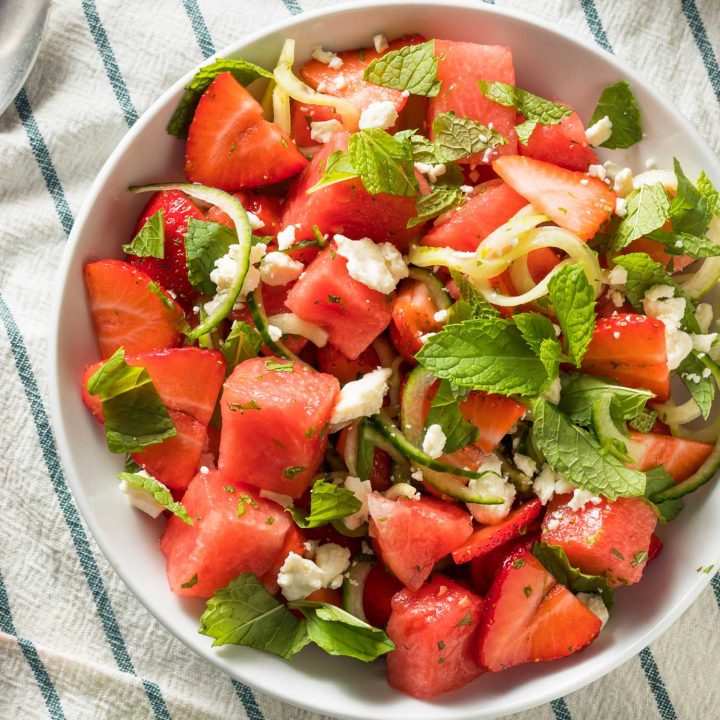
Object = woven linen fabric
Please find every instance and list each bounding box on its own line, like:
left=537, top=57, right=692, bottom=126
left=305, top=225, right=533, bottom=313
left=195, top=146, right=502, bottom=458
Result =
left=1, top=0, right=719, bottom=718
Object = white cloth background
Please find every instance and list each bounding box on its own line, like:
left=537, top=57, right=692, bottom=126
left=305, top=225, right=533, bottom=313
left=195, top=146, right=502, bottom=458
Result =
left=1, top=1, right=719, bottom=719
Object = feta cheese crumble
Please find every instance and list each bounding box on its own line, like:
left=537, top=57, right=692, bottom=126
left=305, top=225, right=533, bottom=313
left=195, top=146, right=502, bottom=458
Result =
left=577, top=592, right=609, bottom=628
left=433, top=309, right=448, bottom=323
left=276, top=225, right=296, bottom=250
left=329, top=367, right=392, bottom=430
left=615, top=197, right=627, bottom=217
left=567, top=488, right=603, bottom=511
left=513, top=452, right=537, bottom=477
left=422, top=424, right=447, bottom=459
left=588, top=164, right=606, bottom=181
left=643, top=285, right=693, bottom=370
left=342, top=476, right=372, bottom=530
left=358, top=100, right=398, bottom=130
left=118, top=470, right=165, bottom=518
left=259, top=251, right=304, bottom=286
left=204, top=242, right=267, bottom=316
left=414, top=161, right=446, bottom=184
left=607, top=266, right=628, bottom=286
left=277, top=552, right=324, bottom=601
left=373, top=33, right=389, bottom=53
left=312, top=46, right=343, bottom=68
left=267, top=324, right=283, bottom=342
left=691, top=333, right=717, bottom=354
left=314, top=543, right=351, bottom=589
left=612, top=167, right=634, bottom=197
left=695, top=303, right=714, bottom=333
left=466, top=454, right=516, bottom=525
left=532, top=464, right=575, bottom=506
left=585, top=115, right=613, bottom=146
left=310, top=119, right=344, bottom=144
left=385, top=483, right=420, bottom=501
left=334, top=234, right=408, bottom=293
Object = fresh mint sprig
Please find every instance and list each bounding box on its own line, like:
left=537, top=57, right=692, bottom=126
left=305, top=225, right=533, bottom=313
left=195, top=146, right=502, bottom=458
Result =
left=588, top=80, right=642, bottom=149
left=122, top=210, right=165, bottom=258
left=363, top=40, right=440, bottom=96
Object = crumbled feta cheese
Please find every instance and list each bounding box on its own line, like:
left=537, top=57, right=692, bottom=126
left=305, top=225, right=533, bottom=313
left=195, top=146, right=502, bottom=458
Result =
left=329, top=56, right=344, bottom=70
left=358, top=100, right=398, bottom=130
left=419, top=332, right=437, bottom=344
left=343, top=476, right=372, bottom=530
left=695, top=303, right=714, bottom=333
left=423, top=424, right=447, bottom=459
left=613, top=167, right=634, bottom=197
left=602, top=161, right=622, bottom=181
left=643, top=285, right=693, bottom=370
left=410, top=468, right=424, bottom=483
left=588, top=164, right=607, bottom=181
left=259, top=489, right=294, bottom=508
left=312, top=46, right=340, bottom=65
left=615, top=197, right=627, bottom=217
left=277, top=552, right=324, bottom=601
left=577, top=592, right=609, bottom=628
left=545, top=517, right=560, bottom=531
left=567, top=488, right=603, bottom=511
left=314, top=543, right=351, bottom=589
left=585, top=115, right=613, bottom=146
left=692, top=333, right=717, bottom=354
left=683, top=372, right=702, bottom=384
left=613, top=331, right=621, bottom=339
left=276, top=225, right=296, bottom=251
left=267, top=324, right=283, bottom=342
left=414, top=161, right=447, bottom=184
left=633, top=169, right=677, bottom=193
left=554, top=475, right=576, bottom=494
left=466, top=454, right=516, bottom=525
left=330, top=367, right=392, bottom=429
left=703, top=367, right=712, bottom=378
left=433, top=309, right=448, bottom=323
left=333, top=75, right=347, bottom=91
left=334, top=235, right=408, bottom=293
left=199, top=465, right=209, bottom=475
left=542, top=376, right=562, bottom=405
left=373, top=33, right=389, bottom=53
left=608, top=289, right=625, bottom=308
left=361, top=540, right=375, bottom=556
left=553, top=323, right=562, bottom=337
left=303, top=540, right=319, bottom=558
left=580, top=178, right=590, bottom=186
left=204, top=242, right=267, bottom=316
left=645, top=157, right=657, bottom=170
left=118, top=471, right=165, bottom=518
left=532, top=464, right=559, bottom=505
left=259, top=251, right=304, bottom=286
left=459, top=185, right=474, bottom=195
left=513, top=452, right=538, bottom=477
left=384, top=483, right=420, bottom=501
left=310, top=119, right=344, bottom=144
left=645, top=284, right=676, bottom=303
left=607, top=266, right=628, bottom=286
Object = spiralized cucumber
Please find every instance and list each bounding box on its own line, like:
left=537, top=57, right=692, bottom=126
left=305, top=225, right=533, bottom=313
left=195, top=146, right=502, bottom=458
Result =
left=407, top=267, right=453, bottom=309
left=266, top=312, right=329, bottom=347
left=270, top=40, right=293, bottom=133
left=246, top=290, right=306, bottom=364
left=678, top=216, right=720, bottom=299
left=342, top=556, right=374, bottom=621
left=130, top=183, right=253, bottom=340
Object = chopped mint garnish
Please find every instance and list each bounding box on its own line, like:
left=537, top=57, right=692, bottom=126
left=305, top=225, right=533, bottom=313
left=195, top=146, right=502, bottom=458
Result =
left=610, top=183, right=670, bottom=251
left=425, top=379, right=479, bottom=454
left=119, top=471, right=192, bottom=524
left=307, top=150, right=359, bottom=194
left=288, top=478, right=361, bottom=529
left=669, top=158, right=712, bottom=237
left=221, top=321, right=262, bottom=375
left=348, top=128, right=418, bottom=196
left=697, top=171, right=720, bottom=215
left=265, top=360, right=294, bottom=372
left=227, top=400, right=261, bottom=413
left=431, top=112, right=508, bottom=161
left=644, top=467, right=685, bottom=523
left=447, top=270, right=499, bottom=324
left=363, top=40, right=440, bottom=96
left=122, top=209, right=165, bottom=258
left=588, top=80, right=642, bottom=149
left=184, top=218, right=237, bottom=295
left=407, top=187, right=465, bottom=228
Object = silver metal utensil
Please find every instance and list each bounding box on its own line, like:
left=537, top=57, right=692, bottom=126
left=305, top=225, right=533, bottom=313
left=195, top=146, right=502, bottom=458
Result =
left=0, top=0, right=51, bottom=116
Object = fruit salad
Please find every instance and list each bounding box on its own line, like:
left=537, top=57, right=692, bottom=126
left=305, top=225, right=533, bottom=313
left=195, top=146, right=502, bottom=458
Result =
left=80, top=33, right=720, bottom=699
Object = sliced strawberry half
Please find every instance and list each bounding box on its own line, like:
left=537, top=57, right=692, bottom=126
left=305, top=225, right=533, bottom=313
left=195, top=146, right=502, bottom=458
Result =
left=493, top=155, right=615, bottom=240
left=185, top=72, right=308, bottom=190
left=127, top=191, right=205, bottom=309
left=580, top=313, right=670, bottom=401
left=452, top=499, right=543, bottom=565
left=84, top=259, right=184, bottom=359
left=205, top=190, right=284, bottom=237
left=390, top=279, right=444, bottom=363
left=475, top=547, right=602, bottom=671
left=629, top=431, right=713, bottom=482
left=459, top=391, right=527, bottom=454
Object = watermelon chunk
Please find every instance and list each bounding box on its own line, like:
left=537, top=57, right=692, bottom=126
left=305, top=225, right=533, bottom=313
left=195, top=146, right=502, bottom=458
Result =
left=367, top=493, right=473, bottom=590
left=160, top=470, right=297, bottom=597
left=390, top=279, right=444, bottom=362
left=285, top=245, right=394, bottom=359
left=218, top=357, right=339, bottom=498
left=421, top=181, right=528, bottom=251
left=542, top=494, right=658, bottom=586
left=387, top=575, right=484, bottom=699
left=428, top=40, right=517, bottom=163
left=281, top=133, right=421, bottom=249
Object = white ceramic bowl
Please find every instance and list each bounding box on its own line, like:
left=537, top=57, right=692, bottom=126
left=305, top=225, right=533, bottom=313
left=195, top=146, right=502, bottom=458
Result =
left=48, top=2, right=720, bottom=718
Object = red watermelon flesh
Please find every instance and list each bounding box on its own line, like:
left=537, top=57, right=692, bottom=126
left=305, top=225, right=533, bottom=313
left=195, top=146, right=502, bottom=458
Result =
left=541, top=495, right=658, bottom=586
left=280, top=133, right=421, bottom=250
left=290, top=101, right=339, bottom=147
left=285, top=245, right=394, bottom=359
left=421, top=181, right=528, bottom=251
left=429, top=40, right=517, bottom=163
left=367, top=493, right=473, bottom=590
left=218, top=357, right=339, bottom=498
left=160, top=470, right=297, bottom=597
left=387, top=575, right=484, bottom=699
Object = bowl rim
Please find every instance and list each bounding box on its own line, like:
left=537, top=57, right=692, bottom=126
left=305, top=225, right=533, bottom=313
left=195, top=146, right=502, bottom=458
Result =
left=47, top=1, right=720, bottom=718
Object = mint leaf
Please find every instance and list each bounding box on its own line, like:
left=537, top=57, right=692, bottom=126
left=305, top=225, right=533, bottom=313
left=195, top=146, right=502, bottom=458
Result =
left=538, top=338, right=564, bottom=379
left=610, top=183, right=670, bottom=251
left=548, top=264, right=596, bottom=366
left=416, top=317, right=553, bottom=396
left=670, top=158, right=711, bottom=237
left=645, top=229, right=720, bottom=258
left=184, top=218, right=237, bottom=295
left=447, top=270, right=499, bottom=324
left=200, top=573, right=309, bottom=657
left=644, top=467, right=685, bottom=523
left=477, top=80, right=573, bottom=144
left=629, top=408, right=657, bottom=433
left=531, top=398, right=646, bottom=499
left=307, top=150, right=359, bottom=194
left=559, top=373, right=653, bottom=427
left=348, top=129, right=418, bottom=196
left=167, top=58, right=274, bottom=138
left=513, top=312, right=558, bottom=355
left=221, top=321, right=262, bottom=375
left=532, top=542, right=615, bottom=608
left=588, top=81, right=642, bottom=149
left=289, top=601, right=395, bottom=662
left=613, top=252, right=700, bottom=332
left=678, top=352, right=715, bottom=419
left=288, top=479, right=361, bottom=529
left=425, top=379, right=479, bottom=453
left=118, top=471, right=192, bottom=524
left=432, top=112, right=508, bottom=162
left=363, top=40, right=440, bottom=97
left=408, top=133, right=441, bottom=163
left=407, top=187, right=464, bottom=228
left=87, top=348, right=176, bottom=453
left=697, top=171, right=720, bottom=215
left=122, top=210, right=164, bottom=258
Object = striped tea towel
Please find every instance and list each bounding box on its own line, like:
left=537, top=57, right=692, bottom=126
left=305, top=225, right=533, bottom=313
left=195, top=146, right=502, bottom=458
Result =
left=1, top=1, right=719, bottom=719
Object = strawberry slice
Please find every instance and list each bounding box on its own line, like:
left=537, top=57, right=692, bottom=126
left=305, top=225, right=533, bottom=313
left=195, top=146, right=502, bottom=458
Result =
left=84, top=260, right=184, bottom=359
left=493, top=155, right=615, bottom=240
left=452, top=499, right=543, bottom=564
left=127, top=191, right=205, bottom=309
left=390, top=279, right=444, bottom=363
left=469, top=533, right=539, bottom=595
left=621, top=236, right=696, bottom=274
left=362, top=561, right=403, bottom=629
left=648, top=533, right=663, bottom=563
left=185, top=72, right=308, bottom=190
left=315, top=343, right=381, bottom=385
left=206, top=190, right=284, bottom=237
left=580, top=313, right=670, bottom=401
left=459, top=391, right=527, bottom=454
left=629, top=431, right=713, bottom=482
left=299, top=35, right=425, bottom=117
left=475, top=547, right=602, bottom=671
